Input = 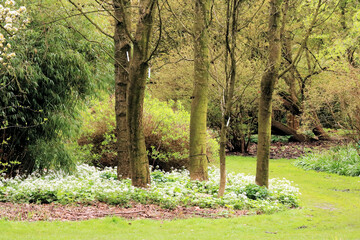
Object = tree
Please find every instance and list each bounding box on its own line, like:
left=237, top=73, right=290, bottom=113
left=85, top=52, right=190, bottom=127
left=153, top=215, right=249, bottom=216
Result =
left=218, top=0, right=240, bottom=197
left=113, top=0, right=131, bottom=179
left=255, top=0, right=282, bottom=188
left=189, top=0, right=211, bottom=181
left=256, top=0, right=323, bottom=187
left=64, top=0, right=159, bottom=187
left=0, top=1, right=28, bottom=70
left=123, top=0, right=158, bottom=187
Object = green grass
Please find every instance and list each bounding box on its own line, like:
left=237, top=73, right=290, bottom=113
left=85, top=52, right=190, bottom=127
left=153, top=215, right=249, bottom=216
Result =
left=1, top=156, right=360, bottom=240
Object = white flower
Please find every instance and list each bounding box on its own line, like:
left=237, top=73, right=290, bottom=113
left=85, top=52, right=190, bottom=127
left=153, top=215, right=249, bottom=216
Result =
left=19, top=6, right=26, bottom=13
left=5, top=0, right=16, bottom=6
left=4, top=23, right=12, bottom=30
left=5, top=16, right=12, bottom=23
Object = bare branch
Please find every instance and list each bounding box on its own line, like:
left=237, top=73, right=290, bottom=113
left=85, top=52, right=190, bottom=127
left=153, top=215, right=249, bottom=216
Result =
left=163, top=0, right=194, bottom=37
left=67, top=0, right=113, bottom=39
left=278, top=0, right=322, bottom=79
left=145, top=0, right=162, bottom=63
left=44, top=9, right=110, bottom=25
left=237, top=0, right=266, bottom=31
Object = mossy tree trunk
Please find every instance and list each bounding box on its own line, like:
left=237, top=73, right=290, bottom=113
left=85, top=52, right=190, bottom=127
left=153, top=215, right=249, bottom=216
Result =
left=219, top=0, right=239, bottom=197
left=189, top=0, right=211, bottom=181
left=127, top=0, right=157, bottom=188
left=112, top=0, right=157, bottom=187
left=113, top=0, right=131, bottom=179
left=255, top=0, right=282, bottom=188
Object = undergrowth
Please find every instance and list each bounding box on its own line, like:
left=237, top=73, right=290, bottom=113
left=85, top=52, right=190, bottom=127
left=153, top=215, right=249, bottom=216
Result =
left=294, top=145, right=360, bottom=176
left=76, top=95, right=219, bottom=170
left=0, top=165, right=300, bottom=214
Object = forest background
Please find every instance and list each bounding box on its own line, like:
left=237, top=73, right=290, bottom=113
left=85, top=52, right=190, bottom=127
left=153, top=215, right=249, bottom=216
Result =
left=0, top=0, right=359, bottom=188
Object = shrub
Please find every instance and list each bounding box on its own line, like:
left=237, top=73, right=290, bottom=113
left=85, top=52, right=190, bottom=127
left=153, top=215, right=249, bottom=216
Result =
left=243, top=184, right=269, bottom=200
left=77, top=95, right=219, bottom=170
left=0, top=22, right=104, bottom=175
left=295, top=145, right=360, bottom=176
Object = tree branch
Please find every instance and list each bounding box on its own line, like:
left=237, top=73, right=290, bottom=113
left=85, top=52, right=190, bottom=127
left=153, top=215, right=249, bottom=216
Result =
left=278, top=0, right=322, bottom=79
left=67, top=0, right=113, bottom=39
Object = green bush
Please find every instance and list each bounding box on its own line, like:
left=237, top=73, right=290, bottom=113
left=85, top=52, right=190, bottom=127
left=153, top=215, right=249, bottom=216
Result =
left=243, top=184, right=269, bottom=200
left=0, top=22, right=106, bottom=175
left=295, top=145, right=360, bottom=176
left=77, top=95, right=219, bottom=170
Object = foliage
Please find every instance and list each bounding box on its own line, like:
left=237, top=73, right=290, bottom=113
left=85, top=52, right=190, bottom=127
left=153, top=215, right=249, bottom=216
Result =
left=249, top=134, right=291, bottom=144
left=0, top=164, right=300, bottom=212
left=144, top=97, right=219, bottom=170
left=77, top=96, right=219, bottom=170
left=295, top=145, right=360, bottom=176
left=0, top=21, right=100, bottom=175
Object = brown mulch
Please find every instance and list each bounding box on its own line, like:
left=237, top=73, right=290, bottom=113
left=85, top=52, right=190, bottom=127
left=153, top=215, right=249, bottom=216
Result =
left=0, top=202, right=248, bottom=221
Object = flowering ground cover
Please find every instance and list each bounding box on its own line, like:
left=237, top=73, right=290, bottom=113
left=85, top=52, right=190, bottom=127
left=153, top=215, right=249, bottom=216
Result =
left=0, top=165, right=299, bottom=216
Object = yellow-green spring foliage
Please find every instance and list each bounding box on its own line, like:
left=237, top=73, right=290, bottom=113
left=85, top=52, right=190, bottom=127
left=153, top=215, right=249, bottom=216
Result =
left=77, top=96, right=219, bottom=170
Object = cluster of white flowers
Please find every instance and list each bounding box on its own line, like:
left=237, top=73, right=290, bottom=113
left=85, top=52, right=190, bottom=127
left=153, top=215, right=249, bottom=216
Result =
left=0, top=0, right=29, bottom=66
left=0, top=164, right=300, bottom=212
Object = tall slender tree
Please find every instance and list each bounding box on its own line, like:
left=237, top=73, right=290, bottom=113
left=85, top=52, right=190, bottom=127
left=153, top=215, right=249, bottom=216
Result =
left=189, top=0, right=211, bottom=181
left=113, top=0, right=131, bottom=179
left=255, top=0, right=282, bottom=188
left=219, top=0, right=240, bottom=197
left=256, top=0, right=323, bottom=187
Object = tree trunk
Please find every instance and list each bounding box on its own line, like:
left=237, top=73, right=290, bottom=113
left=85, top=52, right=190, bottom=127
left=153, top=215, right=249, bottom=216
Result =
left=219, top=0, right=238, bottom=197
left=127, top=0, right=157, bottom=188
left=189, top=0, right=211, bottom=181
left=280, top=1, right=301, bottom=131
left=256, top=0, right=282, bottom=188
left=113, top=0, right=131, bottom=179
left=311, top=111, right=332, bottom=141
left=271, top=119, right=308, bottom=142
left=128, top=60, right=150, bottom=187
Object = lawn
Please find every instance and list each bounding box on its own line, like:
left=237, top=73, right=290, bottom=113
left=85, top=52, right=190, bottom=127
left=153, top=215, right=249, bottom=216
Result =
left=1, top=156, right=359, bottom=240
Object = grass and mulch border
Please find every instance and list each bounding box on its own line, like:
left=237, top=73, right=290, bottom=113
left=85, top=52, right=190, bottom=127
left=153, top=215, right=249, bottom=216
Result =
left=0, top=156, right=359, bottom=240
left=0, top=202, right=248, bottom=221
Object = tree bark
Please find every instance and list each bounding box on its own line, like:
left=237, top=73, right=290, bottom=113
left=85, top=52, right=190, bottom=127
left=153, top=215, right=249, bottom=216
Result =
left=256, top=0, right=282, bottom=188
left=113, top=0, right=131, bottom=179
left=189, top=0, right=211, bottom=181
left=271, top=119, right=308, bottom=142
left=127, top=0, right=157, bottom=187
left=219, top=0, right=238, bottom=197
left=311, top=111, right=332, bottom=141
